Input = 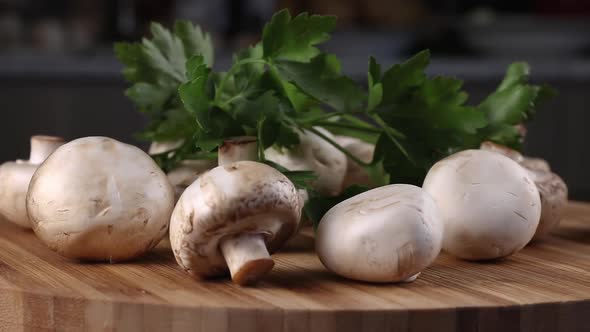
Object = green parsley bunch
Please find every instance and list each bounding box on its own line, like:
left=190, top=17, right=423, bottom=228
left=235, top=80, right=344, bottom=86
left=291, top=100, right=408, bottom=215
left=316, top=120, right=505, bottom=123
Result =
left=115, top=9, right=553, bottom=223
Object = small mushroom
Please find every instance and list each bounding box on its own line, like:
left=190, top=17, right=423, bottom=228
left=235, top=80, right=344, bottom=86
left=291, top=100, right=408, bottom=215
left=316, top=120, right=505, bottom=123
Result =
left=423, top=149, right=541, bottom=260
left=170, top=137, right=302, bottom=285
left=165, top=160, right=217, bottom=200
left=480, top=141, right=567, bottom=240
left=335, top=136, right=375, bottom=190
left=27, top=137, right=175, bottom=261
left=529, top=169, right=568, bottom=239
left=148, top=140, right=184, bottom=156
left=149, top=140, right=217, bottom=201
left=265, top=127, right=347, bottom=196
left=316, top=184, right=443, bottom=283
left=0, top=135, right=64, bottom=228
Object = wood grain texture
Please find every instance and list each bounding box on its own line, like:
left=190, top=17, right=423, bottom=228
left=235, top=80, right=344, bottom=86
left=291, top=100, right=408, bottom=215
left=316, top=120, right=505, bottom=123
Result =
left=0, top=202, right=589, bottom=332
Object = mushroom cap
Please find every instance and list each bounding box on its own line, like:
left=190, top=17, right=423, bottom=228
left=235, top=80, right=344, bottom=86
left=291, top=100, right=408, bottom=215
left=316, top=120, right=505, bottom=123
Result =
left=531, top=170, right=568, bottom=239
left=335, top=136, right=375, bottom=190
left=480, top=141, right=551, bottom=172
left=521, top=158, right=551, bottom=173
left=27, top=137, right=175, bottom=261
left=479, top=141, right=524, bottom=163
left=167, top=159, right=217, bottom=200
left=265, top=127, right=347, bottom=196
left=0, top=162, right=37, bottom=228
left=423, top=149, right=541, bottom=260
left=148, top=140, right=184, bottom=155
left=170, top=161, right=302, bottom=278
left=316, top=184, right=443, bottom=283
left=0, top=135, right=65, bottom=229
left=480, top=141, right=567, bottom=240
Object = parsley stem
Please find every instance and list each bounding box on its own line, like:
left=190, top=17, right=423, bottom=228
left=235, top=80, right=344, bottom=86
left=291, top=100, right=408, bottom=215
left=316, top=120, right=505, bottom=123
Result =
left=341, top=114, right=378, bottom=129
left=296, top=111, right=347, bottom=124
left=295, top=110, right=368, bottom=124
left=314, top=121, right=381, bottom=134
left=371, top=114, right=415, bottom=165
left=256, top=118, right=267, bottom=162
left=370, top=115, right=405, bottom=139
left=218, top=93, right=245, bottom=109
left=307, top=127, right=371, bottom=168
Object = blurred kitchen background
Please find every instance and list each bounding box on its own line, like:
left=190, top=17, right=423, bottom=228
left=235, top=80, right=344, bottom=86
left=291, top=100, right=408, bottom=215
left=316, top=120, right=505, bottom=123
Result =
left=0, top=0, right=589, bottom=199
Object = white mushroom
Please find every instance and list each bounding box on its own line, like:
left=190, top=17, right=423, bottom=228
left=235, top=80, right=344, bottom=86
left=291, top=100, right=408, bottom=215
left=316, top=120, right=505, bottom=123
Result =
left=165, top=159, right=217, bottom=201
left=529, top=169, right=568, bottom=239
left=335, top=135, right=375, bottom=190
left=480, top=141, right=568, bottom=240
left=148, top=140, right=184, bottom=156
left=265, top=127, right=346, bottom=196
left=316, top=184, right=443, bottom=283
left=170, top=137, right=302, bottom=285
left=27, top=137, right=175, bottom=261
left=423, top=149, right=541, bottom=260
left=148, top=140, right=217, bottom=201
left=0, top=135, right=64, bottom=228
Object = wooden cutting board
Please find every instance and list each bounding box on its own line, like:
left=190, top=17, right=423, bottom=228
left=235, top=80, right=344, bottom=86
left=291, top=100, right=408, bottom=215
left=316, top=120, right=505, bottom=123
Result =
left=0, top=202, right=589, bottom=332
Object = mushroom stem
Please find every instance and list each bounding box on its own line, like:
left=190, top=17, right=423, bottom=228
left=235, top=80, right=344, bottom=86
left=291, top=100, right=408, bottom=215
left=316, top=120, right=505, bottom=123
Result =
left=219, top=233, right=274, bottom=285
left=218, top=136, right=258, bottom=166
left=29, top=135, right=65, bottom=164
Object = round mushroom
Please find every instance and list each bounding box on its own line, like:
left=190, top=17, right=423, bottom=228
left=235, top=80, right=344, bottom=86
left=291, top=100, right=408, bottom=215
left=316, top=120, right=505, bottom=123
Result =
left=480, top=141, right=568, bottom=240
left=316, top=184, right=442, bottom=283
left=423, top=149, right=541, bottom=260
left=265, top=127, right=346, bottom=196
left=27, top=137, right=175, bottom=261
left=0, top=135, right=64, bottom=228
left=170, top=137, right=302, bottom=285
left=335, top=135, right=375, bottom=190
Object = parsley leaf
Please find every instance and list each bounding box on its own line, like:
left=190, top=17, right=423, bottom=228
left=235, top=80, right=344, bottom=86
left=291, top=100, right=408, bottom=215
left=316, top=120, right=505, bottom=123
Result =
left=478, top=62, right=557, bottom=149
left=115, top=20, right=215, bottom=146
left=233, top=91, right=280, bottom=128
left=125, top=82, right=169, bottom=112
left=178, top=55, right=212, bottom=130
left=174, top=20, right=214, bottom=67
left=370, top=51, right=487, bottom=184
left=262, top=9, right=336, bottom=62
left=116, top=11, right=554, bottom=225
left=275, top=54, right=365, bottom=112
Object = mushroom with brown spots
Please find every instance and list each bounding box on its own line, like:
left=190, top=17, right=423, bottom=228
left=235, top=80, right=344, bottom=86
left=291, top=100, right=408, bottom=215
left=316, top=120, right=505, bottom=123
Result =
left=265, top=127, right=347, bottom=196
left=480, top=141, right=568, bottom=240
left=26, top=137, right=175, bottom=261
left=316, top=184, right=443, bottom=283
left=0, top=135, right=65, bottom=228
left=423, top=149, right=541, bottom=260
left=170, top=137, right=303, bottom=285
